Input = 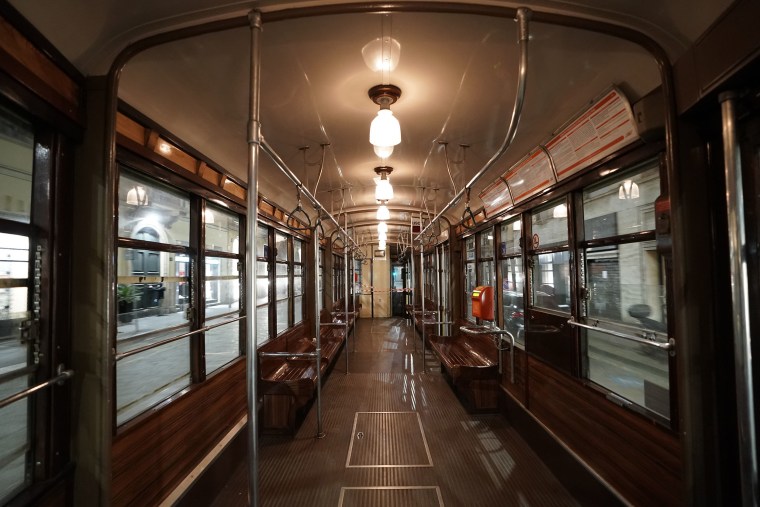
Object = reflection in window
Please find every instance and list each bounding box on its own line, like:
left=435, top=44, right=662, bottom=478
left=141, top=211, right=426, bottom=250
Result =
left=532, top=251, right=571, bottom=312
left=500, top=218, right=525, bottom=347
left=205, top=205, right=240, bottom=254
left=275, top=232, right=290, bottom=334
left=531, top=199, right=568, bottom=249
left=118, top=170, right=190, bottom=245
left=581, top=158, right=670, bottom=421
left=293, top=241, right=304, bottom=324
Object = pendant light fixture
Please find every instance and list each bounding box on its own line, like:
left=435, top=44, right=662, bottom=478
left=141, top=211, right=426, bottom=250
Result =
left=377, top=203, right=390, bottom=220
left=374, top=166, right=394, bottom=201
left=618, top=179, right=640, bottom=200
left=377, top=221, right=388, bottom=234
left=126, top=186, right=149, bottom=206
left=369, top=85, right=402, bottom=157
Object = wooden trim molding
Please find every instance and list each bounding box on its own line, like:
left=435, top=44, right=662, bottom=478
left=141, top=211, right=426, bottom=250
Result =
left=0, top=14, right=83, bottom=124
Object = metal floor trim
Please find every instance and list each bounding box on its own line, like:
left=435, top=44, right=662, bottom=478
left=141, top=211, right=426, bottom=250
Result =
left=337, top=486, right=444, bottom=507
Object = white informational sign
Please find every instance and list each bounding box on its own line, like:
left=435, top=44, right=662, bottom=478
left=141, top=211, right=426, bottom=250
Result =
left=504, top=147, right=555, bottom=204
left=546, top=87, right=639, bottom=180
left=478, top=178, right=512, bottom=217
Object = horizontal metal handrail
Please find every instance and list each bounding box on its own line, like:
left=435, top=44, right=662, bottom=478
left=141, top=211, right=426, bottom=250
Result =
left=0, top=364, right=37, bottom=385
left=567, top=318, right=674, bottom=351
left=0, top=367, right=74, bottom=410
left=258, top=351, right=319, bottom=359
left=115, top=315, right=246, bottom=361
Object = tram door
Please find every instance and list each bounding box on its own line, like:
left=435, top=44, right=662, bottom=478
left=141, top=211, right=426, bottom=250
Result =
left=724, top=88, right=760, bottom=503
left=391, top=264, right=406, bottom=317
left=0, top=104, right=71, bottom=503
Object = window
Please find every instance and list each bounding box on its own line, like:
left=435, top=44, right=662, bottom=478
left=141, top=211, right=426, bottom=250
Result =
left=293, top=239, right=304, bottom=325
left=463, top=236, right=476, bottom=321
left=116, top=169, right=192, bottom=425
left=530, top=199, right=571, bottom=312
left=203, top=204, right=242, bottom=374
left=499, top=217, right=525, bottom=347
left=580, top=159, right=670, bottom=420
left=318, top=248, right=324, bottom=311
left=115, top=169, right=246, bottom=423
left=477, top=227, right=495, bottom=292
left=333, top=252, right=345, bottom=303
left=0, top=106, right=34, bottom=502
left=256, top=224, right=270, bottom=342
left=274, top=232, right=290, bottom=334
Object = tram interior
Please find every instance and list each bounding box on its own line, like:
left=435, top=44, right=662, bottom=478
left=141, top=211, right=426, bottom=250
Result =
left=1, top=0, right=760, bottom=506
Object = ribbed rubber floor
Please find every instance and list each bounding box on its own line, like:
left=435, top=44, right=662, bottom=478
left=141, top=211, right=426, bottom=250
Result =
left=346, top=412, right=432, bottom=467
left=211, top=318, right=580, bottom=507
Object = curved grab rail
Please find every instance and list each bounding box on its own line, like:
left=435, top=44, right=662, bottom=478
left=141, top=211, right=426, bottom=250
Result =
left=416, top=7, right=531, bottom=242
left=0, top=365, right=74, bottom=410
left=458, top=325, right=515, bottom=384
left=567, top=317, right=675, bottom=352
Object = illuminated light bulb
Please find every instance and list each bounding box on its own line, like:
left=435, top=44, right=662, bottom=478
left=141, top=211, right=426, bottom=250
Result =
left=377, top=204, right=390, bottom=220
left=553, top=203, right=567, bottom=218
left=370, top=109, right=401, bottom=148
left=374, top=144, right=394, bottom=159
left=377, top=222, right=388, bottom=234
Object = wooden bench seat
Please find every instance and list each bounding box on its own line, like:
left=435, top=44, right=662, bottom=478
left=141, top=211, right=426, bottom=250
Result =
left=428, top=328, right=499, bottom=411
left=258, top=323, right=344, bottom=434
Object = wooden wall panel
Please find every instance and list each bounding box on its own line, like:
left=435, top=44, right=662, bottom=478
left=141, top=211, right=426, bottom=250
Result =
left=500, top=347, right=527, bottom=406
left=112, top=359, right=247, bottom=506
left=528, top=357, right=682, bottom=506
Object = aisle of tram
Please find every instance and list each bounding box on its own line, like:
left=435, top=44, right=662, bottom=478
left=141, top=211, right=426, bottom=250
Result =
left=210, top=318, right=582, bottom=507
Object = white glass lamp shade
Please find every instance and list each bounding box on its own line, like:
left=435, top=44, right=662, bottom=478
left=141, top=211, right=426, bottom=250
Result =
left=375, top=178, right=394, bottom=201
left=374, top=144, right=394, bottom=159
left=377, top=221, right=388, bottom=234
left=204, top=208, right=215, bottom=224
left=378, top=239, right=386, bottom=250
left=370, top=109, right=401, bottom=147
left=376, top=204, right=390, bottom=220
left=553, top=203, right=567, bottom=218
left=618, top=179, right=640, bottom=200
left=378, top=231, right=387, bottom=241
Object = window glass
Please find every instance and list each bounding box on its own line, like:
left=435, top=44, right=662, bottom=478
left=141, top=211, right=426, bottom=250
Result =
left=204, top=205, right=239, bottom=254
left=531, top=200, right=568, bottom=249
left=465, top=236, right=476, bottom=260
left=118, top=170, right=190, bottom=246
left=531, top=251, right=571, bottom=312
left=464, top=262, right=476, bottom=321
left=256, top=224, right=269, bottom=259
left=205, top=257, right=240, bottom=319
left=501, top=257, right=525, bottom=347
left=583, top=161, right=659, bottom=240
left=116, top=247, right=190, bottom=342
left=275, top=300, right=288, bottom=334
left=0, top=106, right=33, bottom=223
left=256, top=306, right=269, bottom=343
left=293, top=239, right=302, bottom=263
left=116, top=338, right=191, bottom=425
left=205, top=317, right=241, bottom=374
left=204, top=257, right=240, bottom=373
left=499, top=218, right=521, bottom=257
left=581, top=159, right=670, bottom=420
left=478, top=229, right=494, bottom=258
left=275, top=232, right=288, bottom=262
left=478, top=260, right=494, bottom=289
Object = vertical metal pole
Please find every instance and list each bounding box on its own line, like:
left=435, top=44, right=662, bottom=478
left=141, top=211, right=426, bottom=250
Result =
left=435, top=244, right=442, bottom=337
left=351, top=240, right=356, bottom=351
left=344, top=216, right=349, bottom=374
left=720, top=91, right=758, bottom=506
left=245, top=10, right=262, bottom=507
left=420, top=239, right=426, bottom=373
left=314, top=223, right=324, bottom=438
left=410, top=222, right=416, bottom=351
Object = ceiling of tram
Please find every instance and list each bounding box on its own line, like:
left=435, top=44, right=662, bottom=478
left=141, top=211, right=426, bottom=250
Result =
left=10, top=0, right=734, bottom=239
